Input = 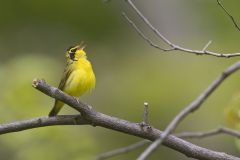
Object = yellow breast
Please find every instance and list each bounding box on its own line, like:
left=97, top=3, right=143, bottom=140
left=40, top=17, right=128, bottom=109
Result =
left=64, top=58, right=96, bottom=97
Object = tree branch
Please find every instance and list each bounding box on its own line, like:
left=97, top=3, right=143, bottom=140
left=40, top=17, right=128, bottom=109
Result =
left=96, top=140, right=150, bottom=160
left=97, top=126, right=240, bottom=160
left=177, top=127, right=240, bottom=139
left=217, top=0, right=240, bottom=32
left=0, top=115, right=88, bottom=135
left=137, top=60, right=240, bottom=159
left=122, top=12, right=174, bottom=51
left=30, top=79, right=240, bottom=160
left=123, top=0, right=240, bottom=58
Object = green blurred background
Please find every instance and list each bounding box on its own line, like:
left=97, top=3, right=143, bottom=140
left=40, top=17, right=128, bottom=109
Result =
left=1, top=0, right=240, bottom=159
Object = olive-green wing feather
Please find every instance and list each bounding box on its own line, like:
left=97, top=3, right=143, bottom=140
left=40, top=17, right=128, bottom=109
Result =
left=58, top=63, right=73, bottom=90
left=48, top=63, right=73, bottom=117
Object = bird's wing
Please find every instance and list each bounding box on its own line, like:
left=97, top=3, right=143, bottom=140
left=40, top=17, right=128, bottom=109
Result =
left=58, top=63, right=73, bottom=90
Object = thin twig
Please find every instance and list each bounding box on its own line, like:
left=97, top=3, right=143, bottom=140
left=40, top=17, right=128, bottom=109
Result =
left=217, top=0, right=240, bottom=32
left=139, top=102, right=151, bottom=129
left=137, top=61, right=240, bottom=160
left=122, top=12, right=174, bottom=51
left=143, top=102, right=149, bottom=125
left=124, top=0, right=240, bottom=58
left=202, top=40, right=212, bottom=52
left=32, top=79, right=240, bottom=160
left=96, top=140, right=150, bottom=160
left=177, top=127, right=240, bottom=139
left=96, top=127, right=240, bottom=160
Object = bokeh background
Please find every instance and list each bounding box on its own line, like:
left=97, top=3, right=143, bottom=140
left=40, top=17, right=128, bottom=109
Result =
left=1, top=0, right=240, bottom=159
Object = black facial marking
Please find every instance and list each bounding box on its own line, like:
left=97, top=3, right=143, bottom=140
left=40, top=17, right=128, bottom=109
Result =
left=69, top=52, right=75, bottom=60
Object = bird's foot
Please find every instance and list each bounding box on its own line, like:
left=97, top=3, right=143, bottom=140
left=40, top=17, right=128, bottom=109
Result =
left=73, top=97, right=80, bottom=104
left=87, top=105, right=93, bottom=110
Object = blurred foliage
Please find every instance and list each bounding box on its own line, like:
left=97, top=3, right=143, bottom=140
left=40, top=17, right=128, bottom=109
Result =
left=225, top=92, right=240, bottom=154
left=1, top=0, right=240, bottom=159
left=225, top=92, right=240, bottom=129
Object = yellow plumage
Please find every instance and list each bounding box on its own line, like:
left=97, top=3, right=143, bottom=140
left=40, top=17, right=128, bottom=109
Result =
left=49, top=44, right=96, bottom=116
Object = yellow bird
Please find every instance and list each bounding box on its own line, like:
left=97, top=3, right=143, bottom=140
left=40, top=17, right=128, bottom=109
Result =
left=49, top=43, right=96, bottom=117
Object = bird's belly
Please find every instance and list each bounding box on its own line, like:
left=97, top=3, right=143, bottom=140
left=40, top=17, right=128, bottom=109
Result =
left=64, top=69, right=95, bottom=97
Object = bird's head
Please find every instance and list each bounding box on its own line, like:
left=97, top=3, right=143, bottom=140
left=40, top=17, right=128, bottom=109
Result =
left=66, top=43, right=87, bottom=62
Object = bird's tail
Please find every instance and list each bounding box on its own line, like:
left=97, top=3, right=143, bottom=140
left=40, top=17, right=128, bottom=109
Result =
left=49, top=100, right=64, bottom=117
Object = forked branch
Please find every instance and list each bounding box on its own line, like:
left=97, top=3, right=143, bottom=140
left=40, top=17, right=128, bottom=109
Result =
left=138, top=61, right=240, bottom=159
left=123, top=0, right=240, bottom=58
left=121, top=0, right=240, bottom=159
left=31, top=79, right=239, bottom=160
left=97, top=126, right=240, bottom=160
